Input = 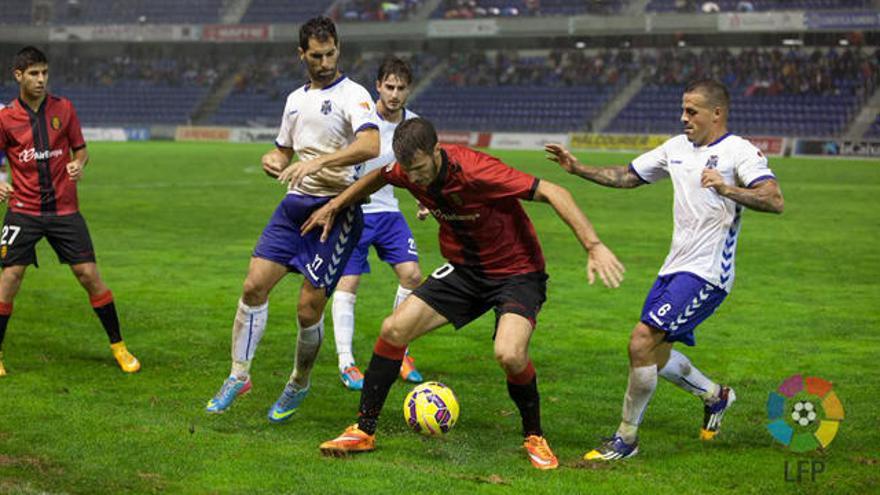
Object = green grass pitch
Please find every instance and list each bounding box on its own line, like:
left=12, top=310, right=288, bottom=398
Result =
left=0, top=142, right=877, bottom=494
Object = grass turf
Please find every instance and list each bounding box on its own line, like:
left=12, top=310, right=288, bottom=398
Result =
left=0, top=142, right=877, bottom=494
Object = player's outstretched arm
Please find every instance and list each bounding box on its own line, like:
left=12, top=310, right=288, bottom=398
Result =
left=302, top=168, right=389, bottom=242
left=545, top=143, right=643, bottom=189
left=701, top=170, right=784, bottom=213
left=278, top=128, right=380, bottom=187
left=262, top=147, right=294, bottom=178
left=533, top=180, right=625, bottom=288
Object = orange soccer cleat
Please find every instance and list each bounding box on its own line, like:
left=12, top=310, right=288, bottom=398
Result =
left=320, top=424, right=376, bottom=457
left=523, top=435, right=559, bottom=470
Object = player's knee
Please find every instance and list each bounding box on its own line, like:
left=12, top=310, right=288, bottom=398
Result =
left=297, top=300, right=324, bottom=326
left=241, top=277, right=269, bottom=305
left=494, top=348, right=527, bottom=374
left=379, top=315, right=409, bottom=347
left=628, top=325, right=657, bottom=364
left=401, top=270, right=422, bottom=290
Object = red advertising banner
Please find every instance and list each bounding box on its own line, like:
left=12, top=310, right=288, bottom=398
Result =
left=745, top=136, right=786, bottom=156
left=202, top=24, right=270, bottom=42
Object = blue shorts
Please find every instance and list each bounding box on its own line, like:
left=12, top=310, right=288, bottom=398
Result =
left=640, top=272, right=727, bottom=346
left=342, top=211, right=418, bottom=276
left=253, top=193, right=364, bottom=296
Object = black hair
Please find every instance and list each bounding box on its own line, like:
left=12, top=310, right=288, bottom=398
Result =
left=13, top=46, right=48, bottom=72
left=377, top=56, right=413, bottom=86
left=684, top=78, right=730, bottom=111
left=299, top=16, right=338, bottom=52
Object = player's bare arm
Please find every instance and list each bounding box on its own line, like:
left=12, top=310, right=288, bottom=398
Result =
left=278, top=128, right=380, bottom=187
left=0, top=181, right=13, bottom=202
left=532, top=180, right=625, bottom=288
left=262, top=147, right=294, bottom=178
left=545, top=143, right=643, bottom=189
left=301, top=168, right=388, bottom=241
left=66, top=147, right=89, bottom=181
left=701, top=169, right=784, bottom=214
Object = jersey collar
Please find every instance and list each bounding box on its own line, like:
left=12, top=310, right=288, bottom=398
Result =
left=18, top=95, right=47, bottom=115
left=304, top=74, right=346, bottom=92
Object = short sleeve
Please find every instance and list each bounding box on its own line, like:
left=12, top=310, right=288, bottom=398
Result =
left=67, top=102, right=86, bottom=150
left=344, top=84, right=379, bottom=135
left=274, top=93, right=296, bottom=150
left=735, top=143, right=776, bottom=188
left=467, top=149, right=538, bottom=200
left=630, top=141, right=670, bottom=183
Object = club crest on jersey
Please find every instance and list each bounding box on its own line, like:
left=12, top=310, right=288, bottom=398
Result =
left=449, top=193, right=463, bottom=206
left=321, top=100, right=332, bottom=115
left=50, top=116, right=61, bottom=130
left=705, top=155, right=719, bottom=169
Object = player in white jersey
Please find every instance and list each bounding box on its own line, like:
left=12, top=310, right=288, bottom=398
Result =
left=546, top=79, right=784, bottom=461
left=205, top=17, right=380, bottom=421
left=331, top=57, right=425, bottom=390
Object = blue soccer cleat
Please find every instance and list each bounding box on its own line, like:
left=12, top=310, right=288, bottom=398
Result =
left=267, top=382, right=309, bottom=423
left=340, top=365, right=364, bottom=391
left=701, top=385, right=736, bottom=440
left=206, top=375, right=252, bottom=414
left=583, top=435, right=639, bottom=462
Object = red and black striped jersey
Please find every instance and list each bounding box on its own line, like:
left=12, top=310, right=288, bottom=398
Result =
left=0, top=95, right=86, bottom=216
left=383, top=144, right=545, bottom=278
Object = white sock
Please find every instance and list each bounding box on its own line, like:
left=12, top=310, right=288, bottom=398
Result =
left=617, top=365, right=658, bottom=443
left=290, top=316, right=324, bottom=389
left=393, top=285, right=412, bottom=310
left=332, top=291, right=356, bottom=371
left=659, top=349, right=720, bottom=404
left=230, top=299, right=268, bottom=380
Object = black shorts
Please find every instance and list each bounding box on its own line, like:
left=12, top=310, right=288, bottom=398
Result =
left=413, top=263, right=548, bottom=331
left=1, top=211, right=96, bottom=267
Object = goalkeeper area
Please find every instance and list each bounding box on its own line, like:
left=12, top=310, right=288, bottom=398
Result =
left=0, top=142, right=877, bottom=493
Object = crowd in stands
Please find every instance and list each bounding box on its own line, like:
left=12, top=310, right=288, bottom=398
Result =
left=643, top=47, right=879, bottom=99
left=46, top=54, right=228, bottom=88
left=437, top=0, right=623, bottom=18
left=441, top=48, right=638, bottom=87
left=647, top=0, right=872, bottom=13
left=335, top=0, right=427, bottom=21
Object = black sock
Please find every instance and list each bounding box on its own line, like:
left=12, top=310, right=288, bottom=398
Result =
left=93, top=302, right=122, bottom=344
left=507, top=376, right=543, bottom=437
left=0, top=314, right=10, bottom=351
left=357, top=352, right=403, bottom=435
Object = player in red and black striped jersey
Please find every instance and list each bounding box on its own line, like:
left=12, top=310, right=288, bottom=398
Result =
left=307, top=118, right=626, bottom=469
left=0, top=46, right=139, bottom=376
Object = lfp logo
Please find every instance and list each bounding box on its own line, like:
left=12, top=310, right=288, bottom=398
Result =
left=767, top=375, right=844, bottom=452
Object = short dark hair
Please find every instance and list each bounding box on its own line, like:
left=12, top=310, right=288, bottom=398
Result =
left=299, top=16, right=338, bottom=52
left=684, top=78, right=730, bottom=111
left=13, top=46, right=48, bottom=72
left=377, top=56, right=413, bottom=86
left=393, top=118, right=437, bottom=166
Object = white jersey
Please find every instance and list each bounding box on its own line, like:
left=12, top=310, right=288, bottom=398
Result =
left=275, top=76, right=378, bottom=197
left=631, top=133, right=775, bottom=292
left=358, top=108, right=418, bottom=214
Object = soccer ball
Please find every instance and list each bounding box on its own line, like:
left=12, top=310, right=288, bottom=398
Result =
left=402, top=381, right=460, bottom=436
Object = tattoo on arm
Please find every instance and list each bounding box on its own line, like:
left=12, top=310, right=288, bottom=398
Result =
left=571, top=165, right=644, bottom=189
left=719, top=180, right=784, bottom=214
